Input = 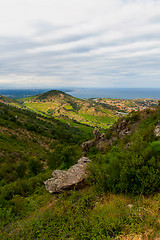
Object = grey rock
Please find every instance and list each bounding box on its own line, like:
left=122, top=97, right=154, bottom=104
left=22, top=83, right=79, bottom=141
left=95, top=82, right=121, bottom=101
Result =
left=117, top=119, right=127, bottom=130
left=97, top=141, right=108, bottom=151
left=93, top=128, right=101, bottom=140
left=44, top=157, right=91, bottom=193
left=154, top=120, right=160, bottom=137
left=119, top=128, right=131, bottom=137
left=125, top=142, right=131, bottom=149
left=81, top=140, right=95, bottom=156
left=81, top=128, right=107, bottom=155
left=99, top=133, right=106, bottom=141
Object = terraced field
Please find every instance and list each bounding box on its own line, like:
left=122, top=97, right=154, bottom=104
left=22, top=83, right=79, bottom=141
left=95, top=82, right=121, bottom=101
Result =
left=20, top=90, right=117, bottom=128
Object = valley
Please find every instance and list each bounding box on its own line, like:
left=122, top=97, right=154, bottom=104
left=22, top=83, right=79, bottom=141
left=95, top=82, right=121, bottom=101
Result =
left=1, top=89, right=158, bottom=129
left=0, top=90, right=160, bottom=239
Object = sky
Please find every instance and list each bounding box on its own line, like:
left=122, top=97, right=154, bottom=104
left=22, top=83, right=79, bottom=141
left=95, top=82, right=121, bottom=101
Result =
left=0, top=0, right=160, bottom=89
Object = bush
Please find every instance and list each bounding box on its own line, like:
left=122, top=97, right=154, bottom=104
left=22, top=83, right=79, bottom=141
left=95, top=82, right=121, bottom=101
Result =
left=29, top=157, right=43, bottom=175
left=47, top=144, right=81, bottom=170
left=88, top=136, right=160, bottom=195
left=16, top=162, right=27, bottom=178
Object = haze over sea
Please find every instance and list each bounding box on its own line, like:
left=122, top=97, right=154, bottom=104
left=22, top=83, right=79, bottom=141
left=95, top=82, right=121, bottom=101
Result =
left=0, top=88, right=160, bottom=100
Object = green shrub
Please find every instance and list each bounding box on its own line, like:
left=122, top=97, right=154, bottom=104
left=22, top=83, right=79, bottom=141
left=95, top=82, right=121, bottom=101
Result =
left=88, top=136, right=160, bottom=195
left=16, top=162, right=27, bottom=178
left=29, top=157, right=43, bottom=175
left=47, top=144, right=81, bottom=170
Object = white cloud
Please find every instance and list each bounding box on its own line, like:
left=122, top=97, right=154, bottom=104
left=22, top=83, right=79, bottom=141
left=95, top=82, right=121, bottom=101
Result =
left=0, top=0, right=160, bottom=88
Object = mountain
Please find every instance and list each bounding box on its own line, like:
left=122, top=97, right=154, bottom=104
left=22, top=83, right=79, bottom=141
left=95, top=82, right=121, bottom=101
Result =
left=19, top=90, right=118, bottom=128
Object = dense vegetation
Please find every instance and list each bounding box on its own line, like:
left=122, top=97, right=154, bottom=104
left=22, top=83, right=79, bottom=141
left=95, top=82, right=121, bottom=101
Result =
left=0, top=98, right=160, bottom=239
left=87, top=108, right=160, bottom=195
left=0, top=102, right=93, bottom=231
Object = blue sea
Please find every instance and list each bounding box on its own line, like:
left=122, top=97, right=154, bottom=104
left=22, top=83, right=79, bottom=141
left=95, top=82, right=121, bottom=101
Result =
left=67, top=88, right=160, bottom=100
left=0, top=88, right=160, bottom=100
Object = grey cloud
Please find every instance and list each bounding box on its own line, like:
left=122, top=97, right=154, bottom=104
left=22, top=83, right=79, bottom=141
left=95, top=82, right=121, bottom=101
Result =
left=56, top=30, right=104, bottom=44
left=1, top=20, right=160, bottom=88
left=70, top=46, right=93, bottom=54
left=0, top=36, right=40, bottom=57
left=32, top=21, right=69, bottom=35
left=150, top=15, right=160, bottom=23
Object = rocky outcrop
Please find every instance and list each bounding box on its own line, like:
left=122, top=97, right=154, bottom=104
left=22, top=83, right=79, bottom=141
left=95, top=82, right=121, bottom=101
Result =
left=154, top=120, right=160, bottom=137
left=44, top=157, right=91, bottom=193
left=93, top=128, right=101, bottom=140
left=45, top=121, right=134, bottom=193
left=81, top=140, right=95, bottom=156
left=116, top=119, right=131, bottom=137
left=81, top=128, right=107, bottom=155
left=82, top=121, right=133, bottom=154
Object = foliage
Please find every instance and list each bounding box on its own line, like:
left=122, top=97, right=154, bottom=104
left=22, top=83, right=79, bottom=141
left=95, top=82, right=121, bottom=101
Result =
left=29, top=157, right=43, bottom=175
left=88, top=109, right=160, bottom=195
left=0, top=102, right=92, bottom=232
left=1, top=190, right=160, bottom=239
left=47, top=144, right=81, bottom=170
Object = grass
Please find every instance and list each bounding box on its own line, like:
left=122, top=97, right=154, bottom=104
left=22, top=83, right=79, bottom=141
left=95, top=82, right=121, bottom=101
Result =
left=1, top=189, right=160, bottom=239
left=64, top=104, right=73, bottom=110
left=81, top=114, right=116, bottom=127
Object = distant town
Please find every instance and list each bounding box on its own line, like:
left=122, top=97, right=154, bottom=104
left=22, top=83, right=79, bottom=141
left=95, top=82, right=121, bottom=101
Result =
left=93, top=98, right=159, bottom=113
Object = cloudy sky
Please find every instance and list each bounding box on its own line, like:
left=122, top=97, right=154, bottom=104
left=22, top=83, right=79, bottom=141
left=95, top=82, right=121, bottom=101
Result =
left=0, top=0, right=160, bottom=89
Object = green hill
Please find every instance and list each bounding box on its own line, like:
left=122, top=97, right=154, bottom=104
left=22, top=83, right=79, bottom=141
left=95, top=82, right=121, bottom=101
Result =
left=19, top=90, right=117, bottom=128
left=19, top=90, right=159, bottom=129
left=0, top=95, right=23, bottom=108
left=0, top=102, right=160, bottom=239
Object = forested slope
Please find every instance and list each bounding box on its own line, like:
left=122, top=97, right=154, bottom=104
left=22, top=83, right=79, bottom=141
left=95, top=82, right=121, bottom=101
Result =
left=0, top=103, right=160, bottom=239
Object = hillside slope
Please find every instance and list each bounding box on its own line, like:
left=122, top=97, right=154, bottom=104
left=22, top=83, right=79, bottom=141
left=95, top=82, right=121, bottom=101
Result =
left=20, top=90, right=118, bottom=128
left=0, top=95, right=23, bottom=108
left=0, top=103, right=160, bottom=239
left=0, top=102, right=93, bottom=185
left=86, top=106, right=160, bottom=195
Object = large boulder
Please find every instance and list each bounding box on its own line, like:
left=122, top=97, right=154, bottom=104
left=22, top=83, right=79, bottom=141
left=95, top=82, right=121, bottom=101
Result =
left=44, top=157, right=91, bottom=193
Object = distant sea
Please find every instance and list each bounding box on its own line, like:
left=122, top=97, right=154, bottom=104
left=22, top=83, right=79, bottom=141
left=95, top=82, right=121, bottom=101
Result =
left=0, top=88, right=160, bottom=100
left=67, top=88, right=160, bottom=100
